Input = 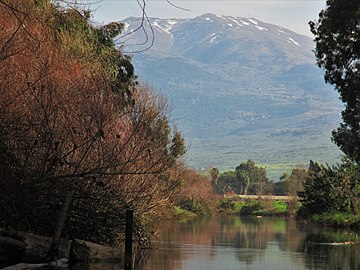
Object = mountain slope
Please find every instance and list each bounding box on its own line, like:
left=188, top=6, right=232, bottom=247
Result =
left=120, top=14, right=342, bottom=178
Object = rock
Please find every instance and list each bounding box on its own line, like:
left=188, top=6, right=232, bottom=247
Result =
left=0, top=236, right=26, bottom=262
left=0, top=231, right=71, bottom=263
left=18, top=233, right=71, bottom=263
left=0, top=231, right=122, bottom=264
left=70, top=240, right=122, bottom=262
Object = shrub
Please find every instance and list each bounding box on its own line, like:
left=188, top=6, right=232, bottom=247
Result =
left=179, top=198, right=212, bottom=216
left=239, top=200, right=261, bottom=215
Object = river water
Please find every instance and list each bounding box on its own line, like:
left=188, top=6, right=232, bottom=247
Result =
left=73, top=216, right=360, bottom=270
left=134, top=216, right=359, bottom=270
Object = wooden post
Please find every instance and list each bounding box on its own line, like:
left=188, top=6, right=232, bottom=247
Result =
left=124, top=209, right=133, bottom=270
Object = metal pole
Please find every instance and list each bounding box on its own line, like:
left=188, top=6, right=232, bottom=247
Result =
left=124, top=209, right=133, bottom=270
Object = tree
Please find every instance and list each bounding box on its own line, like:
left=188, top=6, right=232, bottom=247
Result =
left=310, top=0, right=360, bottom=163
left=210, top=167, right=219, bottom=187
left=235, top=160, right=268, bottom=195
left=216, top=170, right=237, bottom=194
left=273, top=169, right=307, bottom=196
left=303, top=159, right=359, bottom=214
left=216, top=160, right=270, bottom=195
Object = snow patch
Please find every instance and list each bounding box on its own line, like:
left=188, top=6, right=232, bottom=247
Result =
left=255, top=26, right=268, bottom=31
left=241, top=20, right=250, bottom=26
left=152, top=20, right=177, bottom=34
left=288, top=37, right=300, bottom=46
left=210, top=35, right=218, bottom=43
left=163, top=20, right=177, bottom=33
left=229, top=17, right=243, bottom=27
left=277, top=29, right=288, bottom=35
left=248, top=18, right=258, bottom=25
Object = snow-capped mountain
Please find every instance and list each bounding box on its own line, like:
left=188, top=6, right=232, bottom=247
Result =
left=119, top=14, right=342, bottom=178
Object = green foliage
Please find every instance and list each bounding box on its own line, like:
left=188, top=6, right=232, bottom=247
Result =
left=178, top=198, right=212, bottom=216
left=310, top=0, right=360, bottom=163
left=239, top=200, right=261, bottom=215
left=303, top=159, right=360, bottom=215
left=311, top=212, right=360, bottom=228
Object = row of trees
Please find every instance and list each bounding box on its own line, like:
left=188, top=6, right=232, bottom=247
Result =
left=211, top=160, right=307, bottom=196
left=0, top=0, right=185, bottom=245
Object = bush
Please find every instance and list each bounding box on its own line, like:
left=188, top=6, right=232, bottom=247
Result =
left=179, top=198, right=212, bottom=216
left=218, top=199, right=235, bottom=210
left=239, top=200, right=261, bottom=215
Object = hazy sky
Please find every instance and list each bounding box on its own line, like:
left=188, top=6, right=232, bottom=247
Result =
left=90, top=0, right=327, bottom=36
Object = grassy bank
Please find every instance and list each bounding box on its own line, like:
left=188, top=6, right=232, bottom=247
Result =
left=218, top=198, right=300, bottom=216
left=173, top=206, right=197, bottom=219
left=300, top=211, right=360, bottom=229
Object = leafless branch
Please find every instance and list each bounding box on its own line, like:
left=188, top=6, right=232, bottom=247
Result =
left=166, top=0, right=190, bottom=12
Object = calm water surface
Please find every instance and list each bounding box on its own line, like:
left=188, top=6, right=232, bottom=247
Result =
left=73, top=216, right=360, bottom=270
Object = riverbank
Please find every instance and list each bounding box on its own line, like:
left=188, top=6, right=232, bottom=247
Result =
left=173, top=197, right=360, bottom=230
left=217, top=198, right=299, bottom=216
left=172, top=197, right=300, bottom=219
left=298, top=211, right=360, bottom=229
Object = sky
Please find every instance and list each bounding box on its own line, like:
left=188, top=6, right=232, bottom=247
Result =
left=90, top=0, right=327, bottom=37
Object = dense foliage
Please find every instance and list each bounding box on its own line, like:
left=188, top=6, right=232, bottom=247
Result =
left=0, top=0, right=185, bottom=245
left=302, top=160, right=359, bottom=215
left=310, top=0, right=360, bottom=163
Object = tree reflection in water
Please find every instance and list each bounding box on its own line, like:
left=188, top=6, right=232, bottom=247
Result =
left=133, top=216, right=359, bottom=270
left=72, top=216, right=360, bottom=270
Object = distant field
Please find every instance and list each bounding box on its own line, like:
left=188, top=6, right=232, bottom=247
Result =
left=186, top=129, right=342, bottom=180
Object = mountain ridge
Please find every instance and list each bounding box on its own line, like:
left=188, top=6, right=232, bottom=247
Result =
left=120, top=13, right=342, bottom=179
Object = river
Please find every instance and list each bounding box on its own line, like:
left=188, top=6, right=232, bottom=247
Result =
left=73, top=216, right=360, bottom=270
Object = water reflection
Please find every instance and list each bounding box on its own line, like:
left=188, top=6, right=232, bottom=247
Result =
left=134, top=216, right=360, bottom=270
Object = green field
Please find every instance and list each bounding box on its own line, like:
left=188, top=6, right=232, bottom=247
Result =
left=186, top=129, right=342, bottom=180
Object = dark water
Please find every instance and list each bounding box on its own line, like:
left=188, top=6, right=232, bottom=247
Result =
left=73, top=216, right=360, bottom=270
